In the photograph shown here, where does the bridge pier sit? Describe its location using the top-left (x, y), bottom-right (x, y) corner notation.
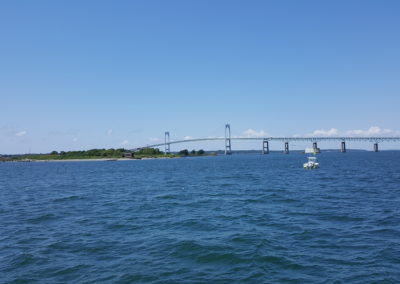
top-left (164, 132), bottom-right (170, 154)
top-left (262, 139), bottom-right (269, 154)
top-left (284, 142), bottom-right (289, 154)
top-left (313, 142), bottom-right (318, 150)
top-left (341, 141), bottom-right (346, 153)
top-left (225, 124), bottom-right (232, 155)
top-left (374, 143), bottom-right (378, 152)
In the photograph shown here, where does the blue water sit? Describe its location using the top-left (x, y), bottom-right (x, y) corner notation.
top-left (1, 152), bottom-right (400, 283)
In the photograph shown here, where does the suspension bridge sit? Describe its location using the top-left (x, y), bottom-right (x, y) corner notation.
top-left (132, 124), bottom-right (400, 154)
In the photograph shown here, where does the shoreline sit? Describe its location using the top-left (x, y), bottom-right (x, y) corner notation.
top-left (34, 158), bottom-right (137, 162)
top-left (2, 157), bottom-right (178, 163)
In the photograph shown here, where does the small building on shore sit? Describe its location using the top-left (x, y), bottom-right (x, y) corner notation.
top-left (122, 152), bottom-right (134, 158)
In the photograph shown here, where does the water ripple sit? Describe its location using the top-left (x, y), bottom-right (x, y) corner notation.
top-left (1, 152), bottom-right (400, 283)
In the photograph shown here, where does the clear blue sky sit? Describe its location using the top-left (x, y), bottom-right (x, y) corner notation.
top-left (1, 0), bottom-right (399, 153)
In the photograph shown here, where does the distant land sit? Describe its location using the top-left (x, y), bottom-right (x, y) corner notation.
top-left (0, 148), bottom-right (210, 162)
top-left (0, 148), bottom-right (385, 162)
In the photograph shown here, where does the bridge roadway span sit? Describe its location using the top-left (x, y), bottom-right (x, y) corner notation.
top-left (134, 136), bottom-right (400, 152)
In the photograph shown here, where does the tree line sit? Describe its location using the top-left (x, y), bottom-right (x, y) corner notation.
top-left (3, 147), bottom-right (208, 161)
top-left (178, 149), bottom-right (205, 156)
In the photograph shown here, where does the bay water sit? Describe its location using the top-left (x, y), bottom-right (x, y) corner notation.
top-left (1, 152), bottom-right (400, 283)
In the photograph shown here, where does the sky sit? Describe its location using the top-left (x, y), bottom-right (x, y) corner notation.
top-left (1, 0), bottom-right (400, 153)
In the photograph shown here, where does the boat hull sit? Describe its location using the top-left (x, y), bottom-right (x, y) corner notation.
top-left (303, 162), bottom-right (319, 169)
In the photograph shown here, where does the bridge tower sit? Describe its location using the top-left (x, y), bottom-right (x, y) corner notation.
top-left (225, 124), bottom-right (232, 155)
top-left (164, 131), bottom-right (170, 154)
top-left (374, 143), bottom-right (379, 152)
top-left (262, 139), bottom-right (269, 154)
top-left (313, 142), bottom-right (318, 150)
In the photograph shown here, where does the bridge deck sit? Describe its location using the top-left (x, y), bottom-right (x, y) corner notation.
top-left (133, 137), bottom-right (400, 151)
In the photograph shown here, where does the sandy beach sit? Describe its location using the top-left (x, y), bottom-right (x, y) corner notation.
top-left (32, 158), bottom-right (139, 162)
top-left (31, 157), bottom-right (177, 162)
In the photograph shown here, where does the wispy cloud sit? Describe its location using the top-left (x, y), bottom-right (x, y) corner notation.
top-left (241, 129), bottom-right (268, 138)
top-left (72, 137), bottom-right (78, 142)
top-left (16, 130), bottom-right (27, 137)
top-left (107, 129), bottom-right (113, 136)
top-left (149, 137), bottom-right (160, 142)
top-left (121, 140), bottom-right (129, 145)
top-left (345, 126), bottom-right (398, 136)
top-left (306, 128), bottom-right (339, 137)
top-left (302, 126), bottom-right (399, 137)
top-left (184, 136), bottom-right (193, 140)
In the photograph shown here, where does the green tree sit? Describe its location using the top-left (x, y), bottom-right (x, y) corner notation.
top-left (179, 149), bottom-right (189, 156)
top-left (198, 149), bottom-right (205, 155)
top-left (138, 148), bottom-right (162, 155)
